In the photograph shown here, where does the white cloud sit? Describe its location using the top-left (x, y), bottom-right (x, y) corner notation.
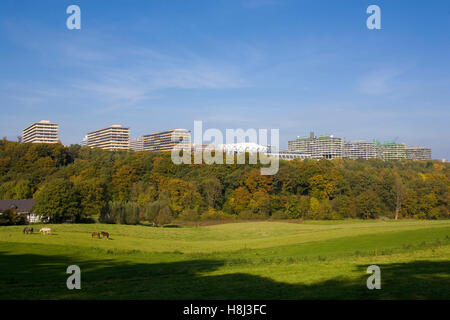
top-left (1, 24), bottom-right (248, 112)
top-left (357, 68), bottom-right (408, 96)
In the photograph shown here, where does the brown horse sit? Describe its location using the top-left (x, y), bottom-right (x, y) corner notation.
top-left (100, 231), bottom-right (109, 239)
top-left (92, 232), bottom-right (100, 238)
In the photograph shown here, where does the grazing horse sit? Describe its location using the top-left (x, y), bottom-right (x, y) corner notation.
top-left (100, 231), bottom-right (109, 239)
top-left (39, 227), bottom-right (51, 235)
top-left (91, 232), bottom-right (100, 238)
top-left (23, 227), bottom-right (33, 234)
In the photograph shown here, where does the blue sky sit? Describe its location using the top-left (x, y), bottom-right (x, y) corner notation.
top-left (0, 0), bottom-right (449, 159)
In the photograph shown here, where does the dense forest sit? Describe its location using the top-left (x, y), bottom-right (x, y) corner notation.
top-left (0, 139), bottom-right (448, 224)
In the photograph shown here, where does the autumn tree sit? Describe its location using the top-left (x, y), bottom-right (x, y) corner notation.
top-left (200, 177), bottom-right (223, 208)
top-left (393, 175), bottom-right (407, 220)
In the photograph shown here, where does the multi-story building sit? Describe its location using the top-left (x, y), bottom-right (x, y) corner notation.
top-left (376, 142), bottom-right (406, 160)
top-left (406, 146), bottom-right (432, 160)
top-left (310, 134), bottom-right (342, 159)
top-left (343, 140), bottom-right (377, 160)
top-left (288, 132), bottom-right (342, 159)
top-left (86, 125), bottom-right (130, 151)
top-left (288, 132), bottom-right (315, 154)
top-left (130, 136), bottom-right (144, 152)
top-left (22, 120), bottom-right (59, 144)
top-left (143, 129), bottom-right (191, 152)
top-left (289, 133), bottom-right (431, 161)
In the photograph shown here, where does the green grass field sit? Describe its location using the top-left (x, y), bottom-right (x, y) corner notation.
top-left (0, 220), bottom-right (449, 299)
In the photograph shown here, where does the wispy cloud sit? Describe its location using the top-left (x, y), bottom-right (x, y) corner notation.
top-left (1, 24), bottom-right (248, 112)
top-left (357, 67), bottom-right (411, 96)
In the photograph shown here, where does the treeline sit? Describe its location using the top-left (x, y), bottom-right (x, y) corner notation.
top-left (0, 139), bottom-right (448, 224)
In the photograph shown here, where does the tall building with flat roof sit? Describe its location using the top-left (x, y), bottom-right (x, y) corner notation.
top-left (86, 125), bottom-right (130, 151)
top-left (343, 140), bottom-right (377, 159)
top-left (376, 142), bottom-right (406, 160)
top-left (22, 120), bottom-right (59, 144)
top-left (143, 129), bottom-right (191, 152)
top-left (311, 134), bottom-right (342, 159)
top-left (288, 132), bottom-right (342, 159)
top-left (288, 139), bottom-right (312, 154)
top-left (406, 146), bottom-right (432, 160)
top-left (288, 131), bottom-right (315, 154)
top-left (130, 136), bottom-right (144, 152)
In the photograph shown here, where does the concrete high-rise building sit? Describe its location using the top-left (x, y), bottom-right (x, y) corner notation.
top-left (406, 146), bottom-right (432, 160)
top-left (86, 125), bottom-right (130, 151)
top-left (311, 134), bottom-right (342, 159)
top-left (22, 120), bottom-right (59, 144)
top-left (130, 136), bottom-right (144, 152)
top-left (288, 132), bottom-right (342, 159)
top-left (343, 140), bottom-right (377, 160)
top-left (288, 133), bottom-right (431, 162)
top-left (143, 129), bottom-right (191, 152)
top-left (288, 131), bottom-right (315, 154)
top-left (376, 142), bottom-right (406, 160)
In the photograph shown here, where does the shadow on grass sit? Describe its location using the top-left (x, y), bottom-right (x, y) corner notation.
top-left (0, 250), bottom-right (448, 300)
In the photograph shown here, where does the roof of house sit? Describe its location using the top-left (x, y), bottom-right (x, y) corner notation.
top-left (0, 199), bottom-right (36, 213)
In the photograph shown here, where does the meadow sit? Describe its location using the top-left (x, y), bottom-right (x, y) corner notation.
top-left (0, 219), bottom-right (449, 299)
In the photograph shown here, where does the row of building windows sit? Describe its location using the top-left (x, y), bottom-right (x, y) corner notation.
top-left (288, 132), bottom-right (432, 161)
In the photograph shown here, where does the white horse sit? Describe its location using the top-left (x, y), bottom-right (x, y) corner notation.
top-left (39, 227), bottom-right (51, 235)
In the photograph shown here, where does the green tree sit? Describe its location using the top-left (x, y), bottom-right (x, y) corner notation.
top-left (14, 180), bottom-right (33, 199)
top-left (74, 178), bottom-right (108, 218)
top-left (0, 208), bottom-right (26, 225)
top-left (34, 178), bottom-right (82, 223)
top-left (355, 190), bottom-right (382, 219)
top-left (309, 197), bottom-right (321, 219)
top-left (155, 206), bottom-right (173, 226)
top-left (285, 195), bottom-right (301, 219)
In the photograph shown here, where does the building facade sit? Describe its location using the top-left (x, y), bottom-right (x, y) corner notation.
top-left (22, 120), bottom-right (59, 144)
top-left (343, 140), bottom-right (377, 160)
top-left (310, 134), bottom-right (342, 159)
top-left (143, 129), bottom-right (191, 152)
top-left (287, 132), bottom-right (315, 154)
top-left (288, 132), bottom-right (433, 161)
top-left (130, 136), bottom-right (144, 152)
top-left (376, 142), bottom-right (406, 160)
top-left (288, 132), bottom-right (342, 159)
top-left (86, 125), bottom-right (130, 151)
top-left (406, 146), bottom-right (432, 160)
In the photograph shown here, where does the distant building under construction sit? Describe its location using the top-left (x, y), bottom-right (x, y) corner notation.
top-left (406, 146), bottom-right (432, 160)
top-left (375, 141), bottom-right (406, 161)
top-left (288, 132), bottom-right (432, 161)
